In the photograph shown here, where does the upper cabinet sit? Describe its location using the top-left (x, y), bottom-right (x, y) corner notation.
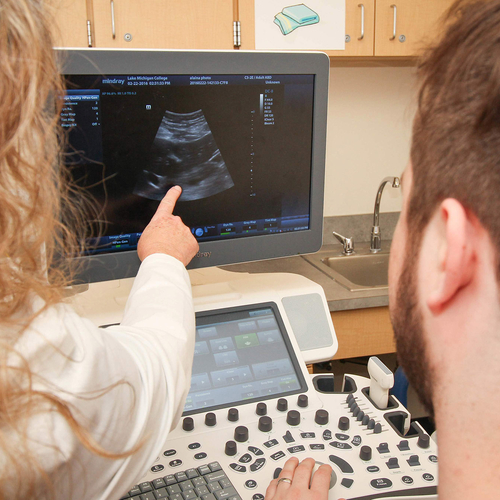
top-left (91, 0), bottom-right (234, 49)
top-left (51, 0), bottom-right (455, 58)
top-left (374, 0), bottom-right (453, 57)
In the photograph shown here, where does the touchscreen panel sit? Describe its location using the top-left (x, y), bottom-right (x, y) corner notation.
top-left (184, 303), bottom-right (307, 415)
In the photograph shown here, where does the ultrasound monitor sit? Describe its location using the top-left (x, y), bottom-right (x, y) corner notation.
top-left (58, 49), bottom-right (329, 283)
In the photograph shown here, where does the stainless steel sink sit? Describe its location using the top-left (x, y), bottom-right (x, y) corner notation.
top-left (304, 243), bottom-right (390, 292)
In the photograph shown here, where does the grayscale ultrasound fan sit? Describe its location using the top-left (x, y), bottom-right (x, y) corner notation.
top-left (133, 109), bottom-right (234, 201)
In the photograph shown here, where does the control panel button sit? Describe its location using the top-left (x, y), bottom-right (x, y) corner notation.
top-left (248, 446), bottom-right (264, 456)
top-left (322, 429), bottom-right (333, 441)
top-left (315, 409), bottom-right (329, 425)
top-left (188, 442), bottom-right (201, 450)
top-left (367, 419), bottom-right (375, 430)
top-left (251, 458), bottom-right (267, 472)
top-left (169, 459), bottom-right (183, 468)
top-left (271, 450), bottom-right (287, 461)
top-left (150, 464), bottom-right (165, 473)
top-left (377, 443), bottom-right (390, 454)
top-left (234, 426), bottom-right (249, 442)
top-left (309, 444), bottom-right (325, 451)
top-left (245, 480), bottom-right (258, 490)
top-left (335, 433), bottom-right (349, 441)
top-left (283, 430), bottom-right (295, 443)
top-left (287, 445), bottom-right (306, 454)
top-left (273, 468), bottom-right (282, 479)
top-left (277, 398), bottom-right (288, 412)
top-left (356, 410), bottom-right (365, 422)
top-left (264, 439), bottom-right (279, 448)
top-left (164, 449), bottom-right (177, 457)
top-left (341, 478), bottom-right (354, 489)
top-left (351, 435), bottom-right (362, 447)
top-left (252, 494), bottom-right (265, 500)
top-left (362, 414), bottom-right (370, 426)
top-left (229, 463), bottom-right (247, 473)
top-left (182, 417), bottom-right (194, 432)
top-left (205, 412), bottom-right (216, 427)
top-left (239, 453), bottom-right (252, 464)
top-left (227, 407), bottom-right (239, 422)
top-left (429, 455), bottom-right (438, 463)
top-left (374, 423), bottom-right (383, 434)
top-left (286, 410), bottom-right (301, 426)
top-left (407, 455), bottom-right (420, 467)
top-left (197, 465), bottom-right (211, 475)
top-left (153, 478), bottom-right (167, 489)
top-left (329, 455), bottom-right (354, 474)
top-left (370, 478), bottom-right (393, 490)
top-left (188, 466), bottom-right (201, 477)
top-left (297, 394), bottom-right (309, 408)
top-left (386, 457), bottom-right (400, 469)
top-left (339, 417), bottom-right (349, 431)
top-left (367, 465), bottom-right (380, 473)
top-left (301, 432), bottom-right (316, 439)
top-left (194, 453), bottom-right (208, 461)
top-left (397, 440), bottom-right (410, 451)
top-left (164, 475), bottom-right (177, 485)
top-left (402, 476), bottom-right (414, 485)
top-left (330, 441), bottom-right (352, 450)
top-left (423, 473), bottom-right (435, 482)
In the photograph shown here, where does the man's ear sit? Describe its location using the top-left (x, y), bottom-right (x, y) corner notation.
top-left (427, 198), bottom-right (475, 313)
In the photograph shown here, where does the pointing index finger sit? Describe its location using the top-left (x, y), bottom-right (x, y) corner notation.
top-left (157, 185), bottom-right (182, 215)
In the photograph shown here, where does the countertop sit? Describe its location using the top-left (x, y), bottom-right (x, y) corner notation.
top-left (220, 242), bottom-right (389, 312)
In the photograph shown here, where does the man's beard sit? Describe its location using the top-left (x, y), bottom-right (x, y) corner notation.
top-left (390, 251), bottom-right (435, 418)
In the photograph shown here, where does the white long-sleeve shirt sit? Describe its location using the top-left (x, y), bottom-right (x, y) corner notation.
top-left (8, 253), bottom-right (195, 499)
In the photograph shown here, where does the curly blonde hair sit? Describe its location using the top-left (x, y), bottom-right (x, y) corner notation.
top-left (0, 2), bottom-right (132, 498)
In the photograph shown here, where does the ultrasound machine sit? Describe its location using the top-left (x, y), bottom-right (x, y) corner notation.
top-left (62, 49), bottom-right (438, 500)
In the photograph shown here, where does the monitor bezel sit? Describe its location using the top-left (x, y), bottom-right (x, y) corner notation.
top-left (58, 48), bottom-right (329, 283)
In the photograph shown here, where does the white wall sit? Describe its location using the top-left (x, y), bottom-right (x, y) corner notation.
top-left (323, 66), bottom-right (418, 216)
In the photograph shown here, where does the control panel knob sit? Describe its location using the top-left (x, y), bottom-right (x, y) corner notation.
top-left (225, 440), bottom-right (237, 456)
top-left (287, 410), bottom-right (301, 426)
top-left (234, 425), bottom-right (249, 442)
top-left (338, 416), bottom-right (350, 431)
top-left (205, 412), bottom-right (217, 427)
top-left (277, 398), bottom-right (288, 412)
top-left (256, 402), bottom-right (267, 416)
top-left (297, 394), bottom-right (309, 408)
top-left (259, 416), bottom-right (273, 432)
top-left (367, 419), bottom-right (375, 430)
top-left (374, 423), bottom-right (382, 434)
top-left (348, 398), bottom-right (357, 409)
top-left (227, 408), bottom-right (239, 422)
top-left (182, 417), bottom-right (194, 432)
top-left (417, 434), bottom-right (430, 449)
top-left (353, 406), bottom-right (361, 418)
top-left (362, 414), bottom-right (370, 426)
top-left (356, 410), bottom-right (365, 422)
top-left (315, 409), bottom-right (329, 425)
top-left (359, 445), bottom-right (372, 461)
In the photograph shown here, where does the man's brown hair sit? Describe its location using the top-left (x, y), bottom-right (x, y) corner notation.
top-left (409, 0), bottom-right (500, 270)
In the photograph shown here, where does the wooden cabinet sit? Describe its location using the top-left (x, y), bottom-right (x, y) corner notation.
top-left (91, 0), bottom-right (234, 49)
top-left (331, 307), bottom-right (395, 360)
top-left (49, 0), bottom-right (90, 48)
top-left (374, 0), bottom-right (453, 57)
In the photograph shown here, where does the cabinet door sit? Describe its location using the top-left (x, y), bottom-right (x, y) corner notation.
top-left (326, 0), bottom-right (374, 57)
top-left (239, 0), bottom-right (373, 56)
top-left (375, 0), bottom-right (454, 57)
top-left (92, 0), bottom-right (234, 49)
top-left (49, 0), bottom-right (89, 48)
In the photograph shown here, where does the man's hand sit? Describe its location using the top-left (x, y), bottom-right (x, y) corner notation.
top-left (137, 186), bottom-right (199, 266)
top-left (265, 457), bottom-right (333, 500)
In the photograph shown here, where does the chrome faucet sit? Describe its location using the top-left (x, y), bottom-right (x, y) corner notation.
top-left (370, 176), bottom-right (400, 253)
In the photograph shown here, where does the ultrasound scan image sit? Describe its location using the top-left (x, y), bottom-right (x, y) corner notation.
top-left (133, 109), bottom-right (234, 202)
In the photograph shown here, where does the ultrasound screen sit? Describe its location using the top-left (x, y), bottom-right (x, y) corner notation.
top-left (62, 73), bottom-right (315, 255)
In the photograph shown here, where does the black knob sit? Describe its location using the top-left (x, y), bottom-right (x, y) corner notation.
top-left (182, 417), bottom-right (194, 432)
top-left (256, 402), bottom-right (267, 416)
top-left (277, 398), bottom-right (288, 412)
top-left (417, 434), bottom-right (430, 449)
top-left (227, 408), bottom-right (239, 422)
top-left (287, 410), bottom-right (301, 426)
top-left (367, 419), bottom-right (375, 430)
top-left (205, 412), bottom-right (216, 427)
top-left (338, 416), bottom-right (350, 431)
top-left (356, 410), bottom-right (365, 422)
top-left (353, 406), bottom-right (360, 417)
top-left (234, 425), bottom-right (249, 442)
top-left (360, 445), bottom-right (372, 461)
top-left (346, 394), bottom-right (354, 403)
top-left (362, 414), bottom-right (370, 426)
top-left (225, 440), bottom-right (237, 456)
top-left (259, 416), bottom-right (273, 432)
top-left (297, 394), bottom-right (308, 408)
top-left (374, 423), bottom-right (382, 434)
top-left (315, 409), bottom-right (329, 425)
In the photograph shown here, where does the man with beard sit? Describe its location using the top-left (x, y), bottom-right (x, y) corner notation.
top-left (265, 1), bottom-right (500, 499)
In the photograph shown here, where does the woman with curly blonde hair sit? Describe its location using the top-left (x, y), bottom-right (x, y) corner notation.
top-left (0, 1), bottom-right (199, 499)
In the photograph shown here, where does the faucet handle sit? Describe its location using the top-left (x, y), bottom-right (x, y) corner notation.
top-left (332, 231), bottom-right (355, 255)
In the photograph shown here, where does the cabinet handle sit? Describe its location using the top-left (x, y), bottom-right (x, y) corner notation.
top-left (390, 4), bottom-right (397, 40)
top-left (110, 0), bottom-right (116, 39)
top-left (358, 4), bottom-right (364, 40)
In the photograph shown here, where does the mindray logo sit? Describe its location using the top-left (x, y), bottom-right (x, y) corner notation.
top-left (196, 251), bottom-right (212, 258)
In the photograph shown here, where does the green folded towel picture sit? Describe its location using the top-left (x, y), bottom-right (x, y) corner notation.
top-left (274, 4), bottom-right (320, 35)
